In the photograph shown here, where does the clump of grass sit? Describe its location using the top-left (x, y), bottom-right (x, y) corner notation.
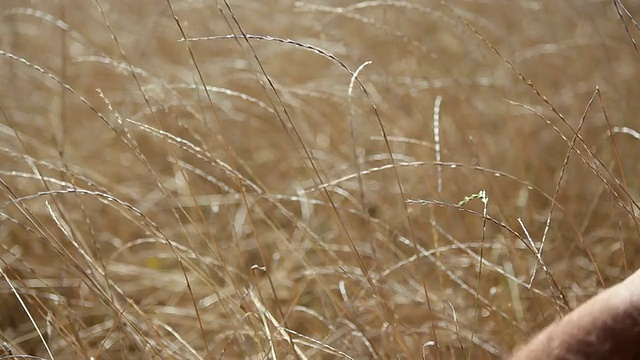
top-left (1, 1), bottom-right (640, 359)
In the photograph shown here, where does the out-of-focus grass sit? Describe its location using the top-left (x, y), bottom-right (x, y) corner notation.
top-left (1, 1), bottom-right (639, 358)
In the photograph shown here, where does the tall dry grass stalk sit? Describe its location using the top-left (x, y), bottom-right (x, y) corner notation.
top-left (1, 1), bottom-right (640, 359)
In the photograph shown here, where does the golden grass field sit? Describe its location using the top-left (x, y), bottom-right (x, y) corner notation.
top-left (1, 0), bottom-right (640, 358)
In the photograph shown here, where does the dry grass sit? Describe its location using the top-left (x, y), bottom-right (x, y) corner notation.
top-left (1, 0), bottom-right (640, 359)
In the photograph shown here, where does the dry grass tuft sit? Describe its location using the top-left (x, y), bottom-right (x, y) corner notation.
top-left (1, 1), bottom-right (640, 359)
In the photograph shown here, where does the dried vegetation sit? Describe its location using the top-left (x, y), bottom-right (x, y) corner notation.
top-left (1, 1), bottom-right (640, 359)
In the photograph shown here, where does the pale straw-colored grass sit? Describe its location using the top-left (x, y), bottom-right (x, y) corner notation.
top-left (1, 1), bottom-right (639, 358)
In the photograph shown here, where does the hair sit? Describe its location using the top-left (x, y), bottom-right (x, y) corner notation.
top-left (511, 270), bottom-right (640, 360)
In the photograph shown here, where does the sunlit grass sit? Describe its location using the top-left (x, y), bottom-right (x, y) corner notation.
top-left (1, 1), bottom-right (640, 358)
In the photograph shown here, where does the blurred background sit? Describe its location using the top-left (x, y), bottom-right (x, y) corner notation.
top-left (1, 1), bottom-right (640, 358)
